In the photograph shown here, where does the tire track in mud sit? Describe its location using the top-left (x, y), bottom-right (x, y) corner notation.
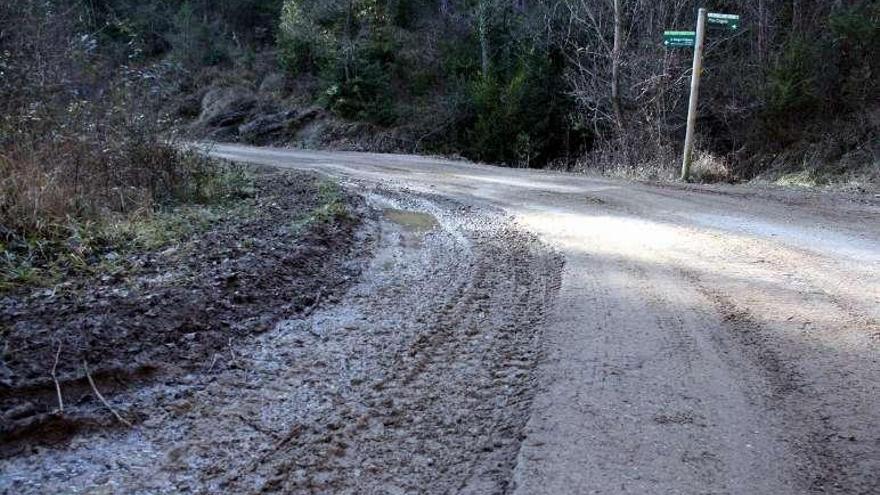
top-left (224, 188), bottom-right (563, 494)
top-left (0, 173), bottom-right (364, 459)
top-left (0, 184), bottom-right (562, 495)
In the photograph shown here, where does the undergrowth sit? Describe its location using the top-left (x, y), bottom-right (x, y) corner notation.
top-left (0, 151), bottom-right (255, 291)
top-left (314, 181), bottom-right (350, 222)
top-left (287, 180), bottom-right (351, 234)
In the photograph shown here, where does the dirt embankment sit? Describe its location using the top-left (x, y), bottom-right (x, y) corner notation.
top-left (189, 85), bottom-right (417, 154)
top-left (0, 171), bottom-right (367, 456)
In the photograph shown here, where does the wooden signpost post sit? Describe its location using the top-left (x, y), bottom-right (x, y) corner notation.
top-left (666, 9), bottom-right (740, 181)
top-left (680, 8), bottom-right (708, 181)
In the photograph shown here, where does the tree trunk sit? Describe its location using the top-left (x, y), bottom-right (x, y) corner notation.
top-left (344, 0), bottom-right (354, 82)
top-left (611, 0), bottom-right (623, 129)
top-left (478, 0), bottom-right (491, 77)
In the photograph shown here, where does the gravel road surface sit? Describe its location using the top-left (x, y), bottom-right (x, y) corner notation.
top-left (209, 144), bottom-right (880, 494)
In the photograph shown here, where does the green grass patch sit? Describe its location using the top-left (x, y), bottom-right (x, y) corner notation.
top-left (314, 181), bottom-right (350, 222)
top-left (285, 180), bottom-right (350, 235)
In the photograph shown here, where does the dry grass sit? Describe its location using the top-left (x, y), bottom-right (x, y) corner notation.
top-left (0, 1), bottom-right (258, 290)
top-left (0, 109), bottom-right (251, 290)
top-left (4, 132), bottom-right (202, 237)
top-left (690, 151), bottom-right (734, 183)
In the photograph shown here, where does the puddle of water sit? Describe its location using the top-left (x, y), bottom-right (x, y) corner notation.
top-left (383, 208), bottom-right (438, 233)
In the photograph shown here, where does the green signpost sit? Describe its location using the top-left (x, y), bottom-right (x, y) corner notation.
top-left (664, 10), bottom-right (742, 181)
top-left (707, 13), bottom-right (740, 30)
top-left (663, 31), bottom-right (696, 48)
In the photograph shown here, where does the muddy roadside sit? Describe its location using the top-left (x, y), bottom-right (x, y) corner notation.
top-left (0, 170), bottom-right (370, 456)
top-left (1, 168), bottom-right (564, 494)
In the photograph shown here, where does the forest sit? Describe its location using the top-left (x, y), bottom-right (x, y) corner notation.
top-left (1, 0), bottom-right (878, 260)
top-left (4, 4), bottom-right (880, 494)
top-left (4, 1), bottom-right (878, 168)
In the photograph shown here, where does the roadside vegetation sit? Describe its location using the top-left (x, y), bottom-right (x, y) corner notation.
top-left (0, 2), bottom-right (255, 290)
top-left (0, 114), bottom-right (254, 290)
top-left (0, 101), bottom-right (254, 289)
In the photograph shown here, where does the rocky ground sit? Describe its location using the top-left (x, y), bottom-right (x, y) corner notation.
top-left (188, 84), bottom-right (417, 154)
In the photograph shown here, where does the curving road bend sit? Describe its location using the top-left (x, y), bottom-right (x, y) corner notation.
top-left (210, 144), bottom-right (880, 494)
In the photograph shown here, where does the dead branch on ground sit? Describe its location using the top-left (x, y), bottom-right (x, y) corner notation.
top-left (51, 342), bottom-right (64, 413)
top-left (83, 360), bottom-right (132, 427)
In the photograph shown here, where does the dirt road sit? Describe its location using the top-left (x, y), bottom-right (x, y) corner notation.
top-left (4, 145), bottom-right (878, 494)
top-left (208, 144), bottom-right (880, 494)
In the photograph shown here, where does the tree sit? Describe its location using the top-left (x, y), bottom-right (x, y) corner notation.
top-left (611, 0), bottom-right (623, 129)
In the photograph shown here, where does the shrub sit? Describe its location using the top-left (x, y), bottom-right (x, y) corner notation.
top-left (0, 102), bottom-right (251, 290)
top-left (316, 32), bottom-right (398, 125)
top-left (0, 115), bottom-right (243, 242)
top-left (828, 4), bottom-right (880, 105)
top-left (766, 38), bottom-right (821, 115)
top-left (280, 0), bottom-right (399, 125)
top-left (466, 49), bottom-right (572, 166)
